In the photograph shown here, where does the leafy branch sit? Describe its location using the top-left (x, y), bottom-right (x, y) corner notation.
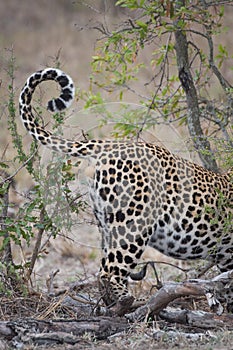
top-left (86, 0), bottom-right (232, 170)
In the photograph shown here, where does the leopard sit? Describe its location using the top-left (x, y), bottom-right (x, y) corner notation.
top-left (19, 68), bottom-right (233, 309)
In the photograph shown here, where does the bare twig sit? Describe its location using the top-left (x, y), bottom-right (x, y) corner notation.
top-left (46, 269), bottom-right (60, 296)
top-left (0, 148), bottom-right (38, 187)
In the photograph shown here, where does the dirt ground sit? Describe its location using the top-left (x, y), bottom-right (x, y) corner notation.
top-left (0, 1), bottom-right (233, 349)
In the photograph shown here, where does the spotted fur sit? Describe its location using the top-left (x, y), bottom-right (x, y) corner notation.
top-left (19, 69), bottom-right (233, 308)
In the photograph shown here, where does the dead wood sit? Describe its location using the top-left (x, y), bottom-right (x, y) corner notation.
top-left (0, 317), bottom-right (130, 345)
top-left (1, 270), bottom-right (233, 346)
top-left (126, 270), bottom-right (233, 321)
top-left (152, 328), bottom-right (217, 342)
top-left (159, 308), bottom-right (233, 330)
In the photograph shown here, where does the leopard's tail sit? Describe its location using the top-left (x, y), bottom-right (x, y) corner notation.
top-left (19, 68), bottom-right (102, 157)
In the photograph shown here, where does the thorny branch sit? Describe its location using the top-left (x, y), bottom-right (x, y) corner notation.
top-left (25, 206), bottom-right (46, 282)
top-left (0, 174), bottom-right (13, 266)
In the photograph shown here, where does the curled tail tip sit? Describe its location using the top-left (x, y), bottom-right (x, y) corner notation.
top-left (20, 67), bottom-right (75, 107)
top-left (47, 92), bottom-right (75, 113)
top-left (46, 68), bottom-right (75, 112)
top-left (19, 67), bottom-right (75, 133)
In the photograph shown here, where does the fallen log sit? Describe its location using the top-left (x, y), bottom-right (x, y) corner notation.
top-left (0, 317), bottom-right (130, 345)
top-left (159, 308), bottom-right (233, 330)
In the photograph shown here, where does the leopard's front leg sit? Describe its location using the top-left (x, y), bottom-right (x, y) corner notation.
top-left (98, 251), bottom-right (137, 306)
top-left (98, 230), bottom-right (148, 306)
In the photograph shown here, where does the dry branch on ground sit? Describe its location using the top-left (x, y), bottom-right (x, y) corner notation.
top-left (1, 270), bottom-right (233, 347)
top-left (126, 270), bottom-right (233, 321)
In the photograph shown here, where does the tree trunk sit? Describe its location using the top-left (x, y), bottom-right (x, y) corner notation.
top-left (173, 0), bottom-right (218, 172)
